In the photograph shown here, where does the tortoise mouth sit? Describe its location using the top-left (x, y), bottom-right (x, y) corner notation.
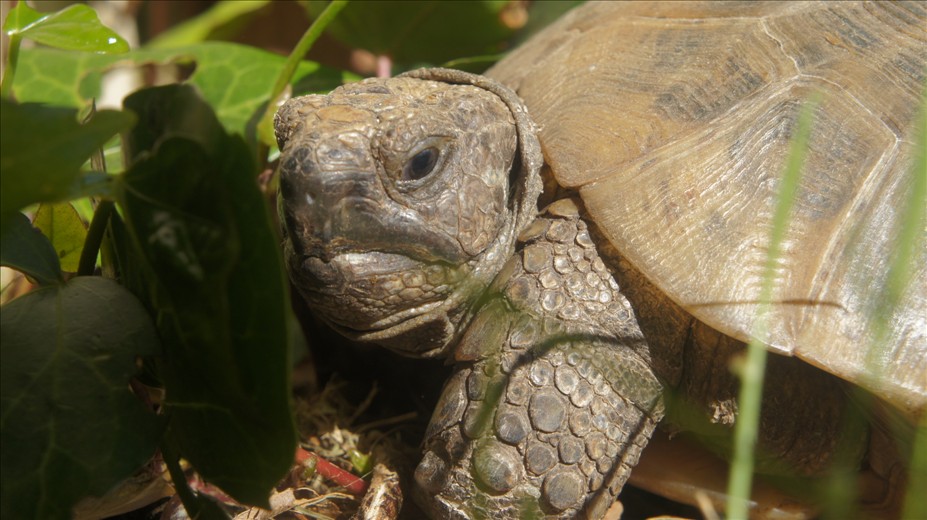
top-left (328, 298), bottom-right (446, 334)
top-left (293, 232), bottom-right (463, 266)
top-left (306, 251), bottom-right (427, 282)
top-left (287, 250), bottom-right (461, 334)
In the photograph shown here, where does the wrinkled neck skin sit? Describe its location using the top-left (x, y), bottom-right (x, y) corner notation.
top-left (274, 70), bottom-right (542, 359)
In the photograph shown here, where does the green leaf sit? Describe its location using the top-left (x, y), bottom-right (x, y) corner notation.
top-left (118, 85), bottom-right (295, 506)
top-left (13, 43), bottom-right (352, 142)
top-left (33, 203), bottom-right (88, 273)
top-left (0, 212), bottom-right (61, 285)
top-left (2, 3), bottom-right (128, 53)
top-left (304, 0), bottom-right (514, 67)
top-left (1, 2), bottom-right (42, 32)
top-left (128, 44), bottom-right (334, 145)
top-left (349, 449), bottom-right (373, 475)
top-left (0, 276), bottom-right (161, 520)
top-left (0, 99), bottom-right (135, 220)
top-left (7, 50), bottom-right (111, 107)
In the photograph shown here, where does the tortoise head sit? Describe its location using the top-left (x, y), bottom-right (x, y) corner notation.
top-left (275, 69), bottom-right (542, 357)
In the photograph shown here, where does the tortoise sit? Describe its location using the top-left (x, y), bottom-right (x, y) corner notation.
top-left (273, 1), bottom-right (926, 518)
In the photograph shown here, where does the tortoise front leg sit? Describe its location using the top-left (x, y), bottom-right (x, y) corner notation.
top-left (413, 203), bottom-right (666, 518)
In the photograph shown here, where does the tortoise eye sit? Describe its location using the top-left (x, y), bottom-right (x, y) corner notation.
top-left (402, 147), bottom-right (439, 181)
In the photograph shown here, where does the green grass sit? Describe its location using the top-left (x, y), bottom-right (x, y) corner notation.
top-left (726, 94), bottom-right (819, 519)
top-left (727, 88), bottom-right (927, 518)
top-left (898, 88), bottom-right (927, 520)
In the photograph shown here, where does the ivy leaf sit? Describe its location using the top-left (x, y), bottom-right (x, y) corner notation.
top-left (13, 43), bottom-right (351, 144)
top-left (0, 99), bottom-right (135, 229)
top-left (0, 276), bottom-right (162, 520)
top-left (33, 203), bottom-right (88, 273)
top-left (1, 1), bottom-right (42, 31)
top-left (118, 85), bottom-right (295, 506)
top-left (0, 212), bottom-right (61, 285)
top-left (2, 3), bottom-right (128, 53)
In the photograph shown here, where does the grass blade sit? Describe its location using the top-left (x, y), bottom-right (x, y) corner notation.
top-left (726, 95), bottom-right (819, 518)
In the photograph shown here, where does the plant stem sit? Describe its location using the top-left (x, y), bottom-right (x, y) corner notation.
top-left (1, 34), bottom-right (22, 99)
top-left (268, 0), bottom-right (347, 115)
top-left (255, 0), bottom-right (348, 162)
top-left (161, 438), bottom-right (226, 520)
top-left (296, 448), bottom-right (368, 495)
top-left (78, 200), bottom-right (114, 276)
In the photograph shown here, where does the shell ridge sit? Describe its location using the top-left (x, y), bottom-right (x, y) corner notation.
top-left (759, 18), bottom-right (802, 77)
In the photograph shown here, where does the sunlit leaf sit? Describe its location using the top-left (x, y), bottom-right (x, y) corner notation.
top-left (33, 203), bottom-right (88, 273)
top-left (13, 44), bottom-right (352, 142)
top-left (3, 3), bottom-right (128, 53)
top-left (0, 99), bottom-right (135, 224)
top-left (1, 2), bottom-right (42, 33)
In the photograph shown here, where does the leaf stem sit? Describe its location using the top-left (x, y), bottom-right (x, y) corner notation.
top-left (78, 200), bottom-right (114, 276)
top-left (269, 0), bottom-right (347, 115)
top-left (161, 438), bottom-right (218, 520)
top-left (1, 34), bottom-right (22, 99)
top-left (255, 0), bottom-right (347, 161)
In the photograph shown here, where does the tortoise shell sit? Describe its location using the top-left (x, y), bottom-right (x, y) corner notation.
top-left (486, 1), bottom-right (927, 418)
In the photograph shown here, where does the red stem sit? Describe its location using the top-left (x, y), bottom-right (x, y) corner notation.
top-left (296, 448), bottom-right (368, 495)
